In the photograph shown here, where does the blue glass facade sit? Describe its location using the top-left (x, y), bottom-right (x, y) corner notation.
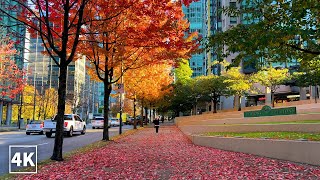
top-left (183, 1), bottom-right (207, 77)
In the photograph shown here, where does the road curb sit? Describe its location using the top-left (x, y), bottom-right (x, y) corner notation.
top-left (0, 127), bottom-right (26, 132)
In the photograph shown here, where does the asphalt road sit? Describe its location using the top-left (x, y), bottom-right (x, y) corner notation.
top-left (0, 125), bottom-right (132, 175)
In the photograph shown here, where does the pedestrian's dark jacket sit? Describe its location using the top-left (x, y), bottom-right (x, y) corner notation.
top-left (153, 119), bottom-right (160, 126)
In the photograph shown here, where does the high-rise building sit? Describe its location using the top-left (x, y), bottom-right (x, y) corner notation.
top-left (182, 1), bottom-right (207, 77)
top-left (24, 31), bottom-right (87, 116)
top-left (0, 1), bottom-right (26, 124)
top-left (205, 0), bottom-right (222, 75)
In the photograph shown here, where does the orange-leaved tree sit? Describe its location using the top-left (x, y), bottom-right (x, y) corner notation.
top-left (124, 63), bottom-right (173, 129)
top-left (82, 0), bottom-right (198, 140)
top-left (0, 0), bottom-right (100, 161)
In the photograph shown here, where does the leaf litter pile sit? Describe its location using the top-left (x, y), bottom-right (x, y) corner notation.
top-left (17, 127), bottom-right (320, 179)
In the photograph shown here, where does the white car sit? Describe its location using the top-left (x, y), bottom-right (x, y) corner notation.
top-left (26, 120), bottom-right (44, 135)
top-left (43, 114), bottom-right (86, 137)
top-left (110, 118), bottom-right (120, 126)
top-left (91, 116), bottom-right (111, 129)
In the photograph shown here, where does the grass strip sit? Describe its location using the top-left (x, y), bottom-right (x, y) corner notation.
top-left (200, 120), bottom-right (320, 126)
top-left (205, 131), bottom-right (320, 141)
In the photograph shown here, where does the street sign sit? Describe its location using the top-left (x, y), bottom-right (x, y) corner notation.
top-left (244, 105), bottom-right (297, 118)
top-left (116, 83), bottom-right (124, 93)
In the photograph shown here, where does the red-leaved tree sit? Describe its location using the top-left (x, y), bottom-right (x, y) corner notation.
top-left (83, 0), bottom-right (199, 140)
top-left (0, 34), bottom-right (25, 100)
top-left (0, 0), bottom-right (96, 161)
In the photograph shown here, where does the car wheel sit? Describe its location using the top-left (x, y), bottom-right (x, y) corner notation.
top-left (68, 126), bottom-right (73, 137)
top-left (45, 132), bottom-right (52, 138)
top-left (81, 126), bottom-right (86, 135)
top-left (92, 126), bottom-right (95, 129)
top-left (26, 132), bottom-right (30, 135)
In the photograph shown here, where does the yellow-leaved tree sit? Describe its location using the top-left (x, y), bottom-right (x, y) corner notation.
top-left (253, 67), bottom-right (290, 107)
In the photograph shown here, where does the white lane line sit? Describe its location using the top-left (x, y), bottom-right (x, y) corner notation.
top-left (7, 143), bottom-right (48, 149)
top-left (37, 143), bottom-right (49, 146)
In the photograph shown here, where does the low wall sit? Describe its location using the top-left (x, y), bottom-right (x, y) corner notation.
top-left (180, 124), bottom-right (320, 137)
top-left (177, 113), bottom-right (320, 127)
top-left (192, 135), bottom-right (320, 166)
top-left (176, 102), bottom-right (320, 126)
top-left (274, 99), bottom-right (313, 107)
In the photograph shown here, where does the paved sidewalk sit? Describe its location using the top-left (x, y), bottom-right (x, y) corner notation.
top-left (16, 126), bottom-right (320, 179)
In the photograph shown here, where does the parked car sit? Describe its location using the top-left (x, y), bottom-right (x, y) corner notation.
top-left (43, 114), bottom-right (86, 138)
top-left (127, 118), bottom-right (140, 125)
top-left (26, 120), bottom-right (44, 135)
top-left (91, 116), bottom-right (111, 129)
top-left (110, 118), bottom-right (120, 126)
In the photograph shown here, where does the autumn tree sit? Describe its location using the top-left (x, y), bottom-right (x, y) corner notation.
top-left (83, 0), bottom-right (198, 140)
top-left (11, 85), bottom-right (36, 121)
top-left (0, 31), bottom-right (25, 100)
top-left (174, 59), bottom-right (193, 85)
top-left (253, 67), bottom-right (290, 107)
top-left (123, 62), bottom-right (173, 128)
top-left (195, 75), bottom-right (230, 113)
top-left (40, 88), bottom-right (58, 119)
top-left (223, 67), bottom-right (253, 111)
top-left (0, 0), bottom-right (99, 161)
top-left (165, 60), bottom-right (195, 116)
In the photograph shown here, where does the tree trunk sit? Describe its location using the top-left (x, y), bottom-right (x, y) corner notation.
top-left (102, 82), bottom-right (112, 141)
top-left (133, 96), bottom-right (137, 129)
top-left (213, 98), bottom-right (217, 113)
top-left (315, 85), bottom-right (318, 104)
top-left (144, 107), bottom-right (148, 125)
top-left (51, 65), bottom-right (67, 161)
top-left (149, 103), bottom-right (152, 122)
top-left (140, 102), bottom-right (144, 127)
top-left (238, 95), bottom-right (242, 111)
top-left (271, 91), bottom-right (275, 107)
top-left (43, 95), bottom-right (49, 119)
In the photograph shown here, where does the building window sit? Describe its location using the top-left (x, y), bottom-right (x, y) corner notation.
top-left (192, 62), bottom-right (195, 66)
top-left (230, 16), bottom-right (237, 24)
top-left (230, 2), bottom-right (237, 8)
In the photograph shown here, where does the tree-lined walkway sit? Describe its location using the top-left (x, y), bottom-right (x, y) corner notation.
top-left (17, 126), bottom-right (320, 179)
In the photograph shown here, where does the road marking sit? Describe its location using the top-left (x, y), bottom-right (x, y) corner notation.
top-left (37, 143), bottom-right (48, 146)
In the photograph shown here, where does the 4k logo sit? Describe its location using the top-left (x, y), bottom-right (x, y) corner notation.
top-left (9, 145), bottom-right (37, 174)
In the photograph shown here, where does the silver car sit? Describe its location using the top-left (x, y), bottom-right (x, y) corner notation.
top-left (91, 116), bottom-right (111, 129)
top-left (111, 118), bottom-right (120, 126)
top-left (26, 120), bottom-right (44, 135)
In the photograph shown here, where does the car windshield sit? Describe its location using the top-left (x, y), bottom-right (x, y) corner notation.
top-left (29, 121), bottom-right (43, 124)
top-left (111, 119), bottom-right (118, 121)
top-left (53, 115), bottom-right (72, 121)
top-left (94, 117), bottom-right (104, 120)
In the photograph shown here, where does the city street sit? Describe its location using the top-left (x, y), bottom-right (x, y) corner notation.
top-left (0, 125), bottom-right (132, 175)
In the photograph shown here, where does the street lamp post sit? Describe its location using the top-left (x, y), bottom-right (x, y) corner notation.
top-left (32, 73), bottom-right (37, 121)
top-left (195, 95), bottom-right (201, 115)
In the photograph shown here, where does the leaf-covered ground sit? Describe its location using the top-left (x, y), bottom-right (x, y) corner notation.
top-left (17, 126), bottom-right (320, 179)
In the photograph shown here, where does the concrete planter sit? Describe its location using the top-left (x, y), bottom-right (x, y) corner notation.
top-left (192, 135), bottom-right (320, 166)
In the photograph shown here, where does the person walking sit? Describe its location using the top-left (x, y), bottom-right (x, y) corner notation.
top-left (153, 118), bottom-right (160, 133)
